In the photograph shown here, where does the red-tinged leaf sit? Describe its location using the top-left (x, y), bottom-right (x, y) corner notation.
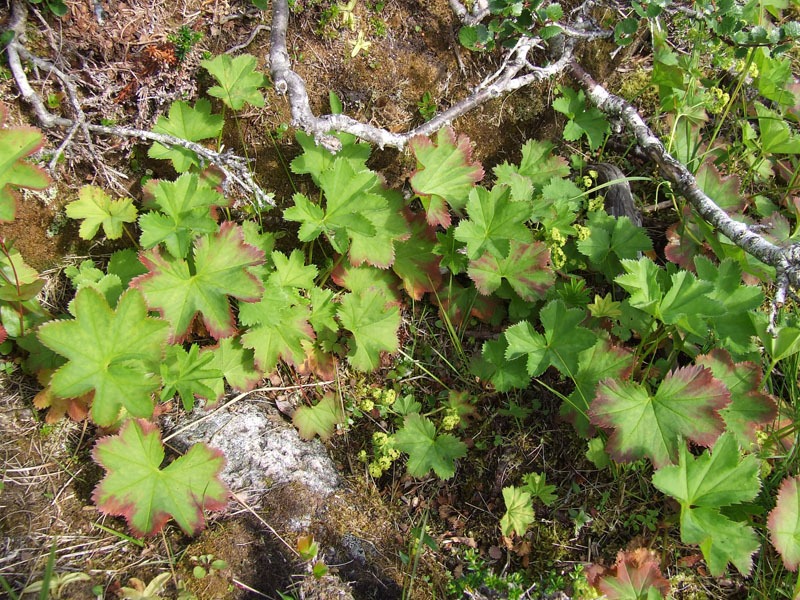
top-left (590, 365), bottom-right (730, 468)
top-left (409, 127), bottom-right (484, 228)
top-left (664, 210), bottom-right (711, 272)
top-left (33, 383), bottom-right (91, 423)
top-left (331, 261), bottom-right (403, 305)
top-left (133, 222), bottom-right (265, 342)
top-left (392, 211), bottom-right (442, 300)
top-left (37, 288), bottom-right (170, 427)
top-left (0, 323), bottom-right (6, 344)
top-left (695, 348), bottom-right (777, 446)
top-left (696, 162), bottom-right (745, 213)
top-left (586, 548), bottom-right (670, 600)
top-left (0, 102), bottom-right (52, 223)
top-left (468, 241), bottom-right (553, 301)
top-left (297, 340), bottom-right (336, 380)
top-left (92, 419), bottom-right (228, 537)
top-left (768, 476), bottom-right (800, 571)
top-left (431, 279), bottom-right (499, 328)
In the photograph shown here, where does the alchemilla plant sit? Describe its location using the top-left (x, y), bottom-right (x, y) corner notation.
top-left (3, 0), bottom-right (800, 597)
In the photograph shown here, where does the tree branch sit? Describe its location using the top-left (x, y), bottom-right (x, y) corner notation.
top-left (569, 60), bottom-right (800, 323)
top-left (5, 1), bottom-right (274, 208)
top-left (268, 0), bottom-right (573, 151)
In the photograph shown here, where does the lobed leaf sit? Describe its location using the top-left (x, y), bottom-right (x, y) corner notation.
top-left (468, 240), bottom-right (553, 301)
top-left (65, 185), bottom-right (137, 240)
top-left (201, 53), bottom-right (267, 110)
top-left (768, 476), bottom-right (800, 571)
top-left (338, 290), bottom-right (400, 371)
top-left (500, 486), bottom-right (535, 537)
top-left (586, 548), bottom-right (670, 600)
top-left (394, 413), bottom-right (467, 479)
top-left (591, 366), bottom-right (730, 468)
top-left (409, 127), bottom-right (484, 228)
top-left (293, 393), bottom-right (345, 441)
top-left (148, 99), bottom-right (223, 172)
top-left (505, 299), bottom-right (596, 377)
top-left (92, 419), bottom-right (228, 537)
top-left (37, 288), bottom-right (169, 426)
top-left (0, 102), bottom-right (51, 223)
top-left (133, 222), bottom-right (265, 342)
top-left (695, 348), bottom-right (777, 446)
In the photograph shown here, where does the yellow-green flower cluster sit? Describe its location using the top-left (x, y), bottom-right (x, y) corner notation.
top-left (441, 408), bottom-right (461, 431)
top-left (546, 228), bottom-right (567, 270)
top-left (575, 224), bottom-right (591, 241)
top-left (735, 59), bottom-right (759, 79)
top-left (705, 87), bottom-right (730, 114)
top-left (365, 431), bottom-right (401, 478)
top-left (372, 387), bottom-right (396, 406)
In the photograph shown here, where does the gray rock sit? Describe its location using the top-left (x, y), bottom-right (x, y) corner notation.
top-left (166, 402), bottom-right (341, 501)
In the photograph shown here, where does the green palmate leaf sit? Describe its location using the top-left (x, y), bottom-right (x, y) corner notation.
top-left (471, 337), bottom-right (530, 392)
top-left (290, 130), bottom-right (371, 186)
top-left (391, 211), bottom-right (441, 300)
top-left (284, 157), bottom-right (387, 256)
top-left (433, 227), bottom-right (469, 274)
top-left (348, 187), bottom-right (411, 269)
top-left (201, 53), bottom-right (267, 110)
top-left (331, 261), bottom-right (402, 304)
top-left (133, 222), bottom-right (265, 342)
top-left (591, 366), bottom-right (730, 468)
top-left (768, 476), bottom-right (800, 571)
top-left (293, 393), bottom-right (344, 441)
top-left (454, 185), bottom-right (532, 260)
top-left (577, 210), bottom-right (652, 277)
top-left (496, 139), bottom-right (570, 191)
top-left (500, 486), bottom-right (535, 537)
top-left (65, 185), bottom-right (137, 240)
top-left (139, 173), bottom-right (228, 258)
top-left (552, 86), bottom-right (610, 150)
top-left (754, 316), bottom-right (800, 363)
top-left (694, 256), bottom-right (763, 357)
top-left (563, 336), bottom-right (634, 438)
top-left (409, 127), bottom-right (484, 228)
top-left (468, 240), bottom-right (553, 301)
top-left (160, 343), bottom-right (223, 411)
top-left (148, 99), bottom-right (224, 172)
top-left (652, 433), bottom-right (761, 575)
top-left (523, 472), bottom-right (557, 506)
top-left (505, 299), bottom-right (596, 377)
top-left (695, 348), bottom-right (777, 447)
top-left (615, 257), bottom-right (664, 314)
top-left (755, 102), bottom-right (800, 154)
top-left (92, 419), bottom-right (228, 537)
top-left (394, 413), bottom-right (467, 479)
top-left (37, 288), bottom-right (170, 426)
top-left (338, 290), bottom-right (400, 371)
top-left (308, 286), bottom-right (338, 336)
top-left (239, 283), bottom-right (314, 373)
top-left (269, 249), bottom-right (318, 292)
top-left (64, 259), bottom-right (123, 309)
top-left (0, 102), bottom-right (51, 223)
top-left (240, 220), bottom-right (276, 281)
top-left (0, 247), bottom-right (45, 305)
top-left (202, 336), bottom-right (261, 399)
top-left (108, 248), bottom-right (148, 288)
top-left (586, 437), bottom-right (610, 469)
